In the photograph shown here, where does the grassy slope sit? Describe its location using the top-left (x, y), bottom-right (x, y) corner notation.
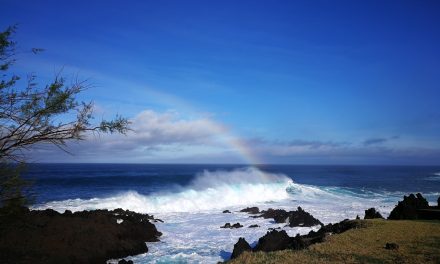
top-left (229, 220), bottom-right (440, 264)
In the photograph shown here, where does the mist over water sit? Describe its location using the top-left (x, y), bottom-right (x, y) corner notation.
top-left (35, 167), bottom-right (292, 213)
top-left (28, 164), bottom-right (440, 263)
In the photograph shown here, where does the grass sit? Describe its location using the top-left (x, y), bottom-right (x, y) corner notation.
top-left (229, 220), bottom-right (440, 264)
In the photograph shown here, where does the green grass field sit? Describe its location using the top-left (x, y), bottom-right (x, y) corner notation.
top-left (229, 220), bottom-right (440, 264)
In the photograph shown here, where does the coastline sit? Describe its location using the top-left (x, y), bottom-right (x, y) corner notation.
top-left (228, 219), bottom-right (440, 264)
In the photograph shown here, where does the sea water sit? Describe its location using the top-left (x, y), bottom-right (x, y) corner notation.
top-left (24, 164), bottom-right (440, 263)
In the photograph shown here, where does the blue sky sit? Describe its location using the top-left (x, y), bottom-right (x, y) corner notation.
top-left (2, 0), bottom-right (440, 164)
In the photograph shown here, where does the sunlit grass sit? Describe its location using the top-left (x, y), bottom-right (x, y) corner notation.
top-left (229, 220), bottom-right (440, 264)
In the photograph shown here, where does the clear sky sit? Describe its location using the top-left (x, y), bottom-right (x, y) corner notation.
top-left (1, 0), bottom-right (440, 164)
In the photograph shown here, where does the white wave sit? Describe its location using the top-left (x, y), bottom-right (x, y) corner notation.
top-left (36, 166), bottom-right (411, 263)
top-left (425, 172), bottom-right (440, 181)
top-left (35, 167), bottom-right (293, 213)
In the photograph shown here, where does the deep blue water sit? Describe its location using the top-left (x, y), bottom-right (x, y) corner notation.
top-left (23, 164), bottom-right (440, 204)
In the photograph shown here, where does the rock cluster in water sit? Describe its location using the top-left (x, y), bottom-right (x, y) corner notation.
top-left (241, 206), bottom-right (323, 227)
top-left (0, 207), bottom-right (162, 264)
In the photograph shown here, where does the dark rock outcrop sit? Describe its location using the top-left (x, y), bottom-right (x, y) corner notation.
top-left (222, 210), bottom-right (231, 213)
top-left (0, 207), bottom-right (161, 264)
top-left (248, 224), bottom-right (259, 228)
top-left (364, 208), bottom-right (384, 219)
top-left (259, 207), bottom-right (322, 227)
top-left (231, 218), bottom-right (364, 259)
top-left (240, 207), bottom-right (260, 214)
top-left (220, 222), bottom-right (243, 229)
top-left (388, 193), bottom-right (430, 220)
top-left (254, 230), bottom-right (293, 252)
top-left (230, 237), bottom-right (252, 259)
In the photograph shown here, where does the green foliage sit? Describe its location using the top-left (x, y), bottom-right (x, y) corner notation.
top-left (0, 26), bottom-right (130, 210)
top-left (0, 163), bottom-right (31, 210)
top-left (0, 26), bottom-right (130, 162)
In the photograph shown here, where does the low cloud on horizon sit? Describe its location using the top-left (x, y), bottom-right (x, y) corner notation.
top-left (25, 109), bottom-right (440, 165)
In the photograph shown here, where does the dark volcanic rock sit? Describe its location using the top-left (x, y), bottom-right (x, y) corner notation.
top-left (221, 222), bottom-right (243, 229)
top-left (230, 218), bottom-right (363, 259)
top-left (254, 230), bottom-right (293, 252)
top-left (388, 193), bottom-right (430, 220)
top-left (259, 208), bottom-right (290, 223)
top-left (0, 207), bottom-right (161, 264)
top-left (438, 196), bottom-right (440, 207)
top-left (221, 223), bottom-right (231, 228)
top-left (259, 207), bottom-right (322, 227)
top-left (240, 207), bottom-right (260, 214)
top-left (248, 224), bottom-right (259, 228)
top-left (222, 210), bottom-right (231, 213)
top-left (364, 208), bottom-right (384, 219)
top-left (288, 207), bottom-right (323, 227)
top-left (232, 223), bottom-right (243, 228)
top-left (385, 243), bottom-right (399, 250)
top-left (230, 237), bottom-right (252, 259)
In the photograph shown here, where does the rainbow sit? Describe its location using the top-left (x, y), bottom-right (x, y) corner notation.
top-left (204, 119), bottom-right (261, 165)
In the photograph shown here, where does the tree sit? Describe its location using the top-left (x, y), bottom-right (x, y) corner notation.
top-left (0, 26), bottom-right (130, 208)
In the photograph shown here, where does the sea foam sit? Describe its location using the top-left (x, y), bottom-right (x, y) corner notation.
top-left (35, 167), bottom-right (293, 213)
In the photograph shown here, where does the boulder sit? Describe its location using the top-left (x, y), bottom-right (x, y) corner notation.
top-left (240, 207), bottom-right (260, 214)
top-left (248, 224), bottom-right (259, 228)
top-left (0, 207), bottom-right (161, 264)
top-left (388, 193), bottom-right (429, 220)
top-left (230, 237), bottom-right (252, 259)
top-left (385, 242), bottom-right (399, 250)
top-left (222, 210), bottom-right (231, 213)
top-left (364, 208), bottom-right (384, 219)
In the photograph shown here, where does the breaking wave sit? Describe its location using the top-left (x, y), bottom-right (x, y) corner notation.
top-left (35, 167), bottom-right (295, 213)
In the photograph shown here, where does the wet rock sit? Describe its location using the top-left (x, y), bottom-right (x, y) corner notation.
top-left (0, 207), bottom-right (161, 264)
top-left (240, 207), bottom-right (260, 214)
top-left (231, 223), bottom-right (243, 228)
top-left (364, 208), bottom-right (384, 219)
top-left (221, 222), bottom-right (243, 229)
top-left (221, 223), bottom-right (231, 228)
top-left (248, 224), bottom-right (259, 228)
top-left (388, 193), bottom-right (430, 220)
top-left (222, 210), bottom-right (231, 213)
top-left (385, 242), bottom-right (399, 250)
top-left (230, 237), bottom-right (252, 259)
top-left (259, 207), bottom-right (322, 227)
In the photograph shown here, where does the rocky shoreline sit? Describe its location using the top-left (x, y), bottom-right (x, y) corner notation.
top-left (0, 193), bottom-right (438, 263)
top-left (0, 207), bottom-right (162, 264)
top-left (228, 192), bottom-right (440, 260)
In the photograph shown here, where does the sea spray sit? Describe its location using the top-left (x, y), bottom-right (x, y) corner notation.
top-left (34, 167), bottom-right (293, 213)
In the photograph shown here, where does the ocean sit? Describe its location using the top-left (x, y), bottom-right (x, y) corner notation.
top-left (24, 164), bottom-right (440, 263)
